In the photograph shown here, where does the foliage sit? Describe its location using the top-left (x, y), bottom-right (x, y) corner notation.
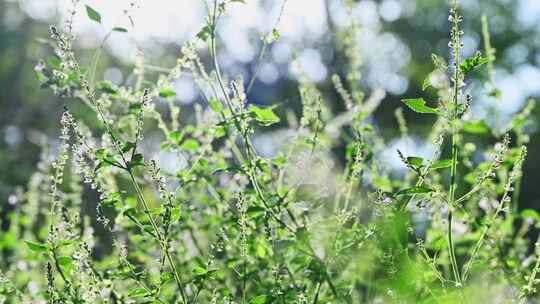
top-left (1, 0), bottom-right (539, 303)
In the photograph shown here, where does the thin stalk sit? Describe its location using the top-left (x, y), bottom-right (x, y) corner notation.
top-left (127, 171), bottom-right (188, 303)
top-left (462, 146), bottom-right (526, 281)
top-left (447, 1), bottom-right (463, 287)
top-left (246, 0), bottom-right (288, 95)
top-left (461, 185), bottom-right (511, 281)
top-left (312, 281), bottom-right (322, 304)
top-left (208, 0), bottom-right (295, 233)
top-left (51, 249), bottom-right (71, 290)
top-left (90, 89), bottom-right (188, 302)
top-left (481, 15), bottom-right (495, 86)
top-left (53, 30), bottom-right (189, 302)
top-left (246, 41), bottom-right (268, 94)
top-left (89, 31), bottom-right (112, 85)
top-left (519, 238), bottom-right (540, 304)
top-left (242, 257), bottom-right (247, 304)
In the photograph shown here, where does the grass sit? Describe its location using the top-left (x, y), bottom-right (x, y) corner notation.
top-left (1, 0), bottom-right (539, 303)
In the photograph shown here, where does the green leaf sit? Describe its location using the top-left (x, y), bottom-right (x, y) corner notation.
top-left (462, 120), bottom-right (490, 134)
top-left (401, 98), bottom-right (438, 114)
top-left (422, 71), bottom-right (435, 91)
top-left (431, 159), bottom-right (452, 170)
top-left (213, 126), bottom-right (226, 138)
top-left (128, 288), bottom-right (150, 298)
top-left (181, 139), bottom-right (199, 151)
top-left (208, 98), bottom-right (223, 113)
top-left (159, 88), bottom-right (176, 98)
top-left (511, 116), bottom-right (529, 129)
top-left (56, 239), bottom-right (74, 248)
top-left (196, 24), bottom-right (213, 41)
top-left (169, 130), bottom-right (184, 145)
top-left (170, 207), bottom-right (181, 223)
top-left (193, 266), bottom-right (207, 276)
top-left (125, 197), bottom-right (138, 208)
top-left (95, 148), bottom-right (119, 170)
top-left (295, 227), bottom-right (312, 252)
top-left (396, 186), bottom-right (434, 196)
top-left (101, 192), bottom-right (121, 205)
top-left (112, 27), bottom-right (128, 33)
top-left (161, 272), bottom-right (174, 284)
top-left (460, 51), bottom-right (489, 74)
top-left (129, 154), bottom-right (145, 169)
top-left (250, 105), bottom-right (280, 126)
top-left (25, 241), bottom-right (48, 253)
top-left (521, 209), bottom-right (540, 222)
top-left (122, 207), bottom-right (137, 217)
top-left (373, 176), bottom-right (392, 192)
top-left (407, 156), bottom-right (424, 168)
top-left (251, 295), bottom-right (273, 304)
top-left (85, 5), bottom-right (102, 24)
top-left (57, 256), bottom-right (73, 267)
top-left (121, 142), bottom-right (136, 153)
top-left (97, 81), bottom-right (117, 94)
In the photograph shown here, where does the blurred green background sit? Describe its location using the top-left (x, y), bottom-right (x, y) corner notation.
top-left (1, 0), bottom-right (539, 220)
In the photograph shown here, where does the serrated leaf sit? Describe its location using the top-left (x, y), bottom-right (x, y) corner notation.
top-left (250, 105), bottom-right (280, 126)
top-left (401, 98), bottom-right (438, 114)
top-left (396, 186), bottom-right (434, 196)
top-left (85, 5), bottom-right (102, 24)
top-left (460, 51), bottom-right (489, 74)
top-left (431, 159), bottom-right (452, 170)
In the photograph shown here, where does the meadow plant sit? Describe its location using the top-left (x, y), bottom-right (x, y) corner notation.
top-left (1, 0), bottom-right (539, 303)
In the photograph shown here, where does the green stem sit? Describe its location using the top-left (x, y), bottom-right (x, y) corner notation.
top-left (127, 171), bottom-right (188, 303)
top-left (58, 33), bottom-right (189, 301)
top-left (208, 1), bottom-right (295, 233)
top-left (447, 1), bottom-right (463, 287)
